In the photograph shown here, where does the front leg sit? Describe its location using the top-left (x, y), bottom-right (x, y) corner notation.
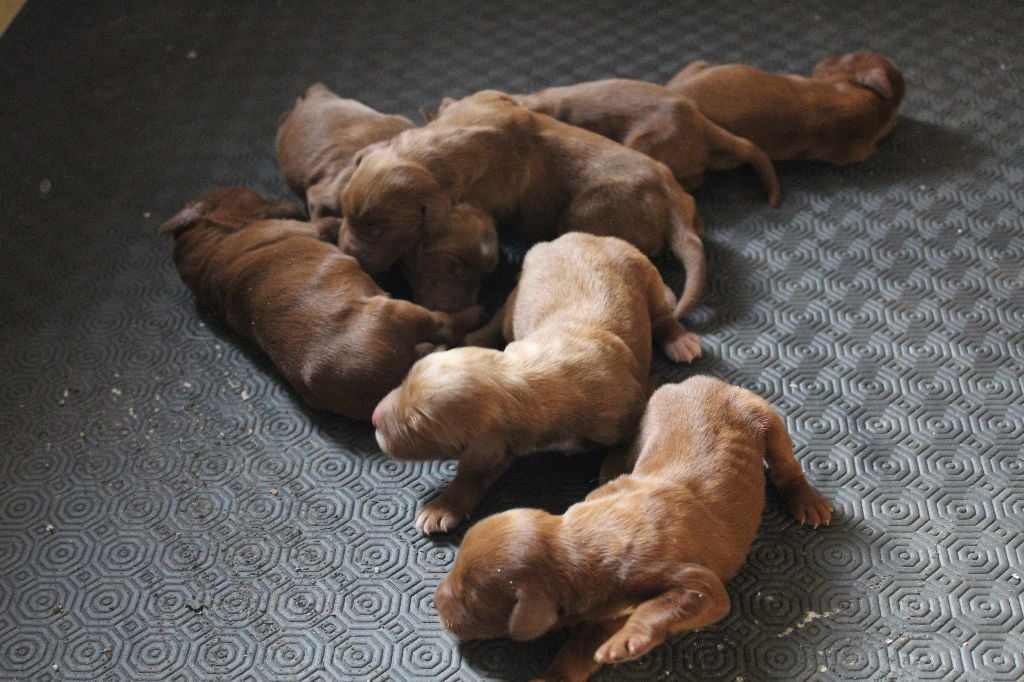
top-left (593, 564), bottom-right (729, 665)
top-left (416, 439), bottom-right (513, 534)
top-left (531, 618), bottom-right (628, 682)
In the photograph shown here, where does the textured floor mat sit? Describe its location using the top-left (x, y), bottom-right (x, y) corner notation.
top-left (1, 1), bottom-right (1022, 680)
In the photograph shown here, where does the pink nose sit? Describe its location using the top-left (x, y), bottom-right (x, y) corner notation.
top-left (372, 391), bottom-right (395, 429)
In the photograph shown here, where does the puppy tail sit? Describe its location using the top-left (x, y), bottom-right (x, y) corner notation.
top-left (667, 190), bottom-right (706, 318)
top-left (706, 123), bottom-right (781, 207)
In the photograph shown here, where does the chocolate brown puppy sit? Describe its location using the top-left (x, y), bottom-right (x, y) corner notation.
top-left (275, 83), bottom-right (415, 218)
top-left (275, 84), bottom-right (499, 312)
top-left (666, 52), bottom-right (905, 164)
top-left (513, 79), bottom-right (780, 206)
top-left (160, 187), bottom-right (481, 422)
top-left (435, 375), bottom-right (833, 681)
top-left (341, 90), bottom-right (705, 319)
top-left (372, 233), bottom-right (702, 534)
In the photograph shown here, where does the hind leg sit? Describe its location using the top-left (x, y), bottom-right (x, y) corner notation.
top-left (594, 564), bottom-right (729, 664)
top-left (761, 404), bottom-right (832, 527)
top-left (645, 263), bottom-right (701, 363)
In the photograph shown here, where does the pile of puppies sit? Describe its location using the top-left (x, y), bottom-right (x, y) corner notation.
top-left (162, 52), bottom-right (904, 680)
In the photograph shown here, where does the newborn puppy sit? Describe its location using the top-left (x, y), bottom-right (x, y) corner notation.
top-left (160, 187), bottom-right (481, 422)
top-left (666, 52), bottom-right (905, 164)
top-left (435, 376), bottom-right (833, 682)
top-left (372, 233), bottom-right (702, 534)
top-left (513, 79), bottom-right (780, 206)
top-left (341, 90), bottom-right (705, 319)
top-left (275, 83), bottom-right (415, 218)
top-left (275, 84), bottom-right (499, 312)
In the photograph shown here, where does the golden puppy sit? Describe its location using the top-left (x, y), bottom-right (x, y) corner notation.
top-left (434, 375), bottom-right (833, 682)
top-left (666, 52), bottom-right (905, 164)
top-left (341, 90), bottom-right (705, 319)
top-left (275, 84), bottom-right (499, 312)
top-left (372, 233), bottom-right (702, 534)
top-left (513, 79), bottom-right (780, 206)
top-left (160, 187), bottom-right (481, 422)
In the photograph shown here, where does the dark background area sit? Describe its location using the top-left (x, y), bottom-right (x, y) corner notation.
top-left (1, 1), bottom-right (1022, 679)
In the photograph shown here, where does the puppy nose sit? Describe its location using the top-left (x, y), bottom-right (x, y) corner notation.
top-left (372, 391), bottom-right (396, 430)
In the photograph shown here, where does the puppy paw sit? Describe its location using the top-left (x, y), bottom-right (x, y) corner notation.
top-left (416, 500), bottom-right (468, 535)
top-left (593, 628), bottom-right (657, 664)
top-left (787, 487), bottom-right (833, 529)
top-left (663, 330), bottom-right (702, 363)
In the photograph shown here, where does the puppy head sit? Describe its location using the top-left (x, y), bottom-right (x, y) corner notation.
top-left (812, 52), bottom-right (906, 104)
top-left (159, 187), bottom-right (305, 237)
top-left (404, 203), bottom-right (499, 312)
top-left (372, 347), bottom-right (511, 460)
top-left (436, 509), bottom-right (564, 641)
top-left (339, 146), bottom-right (451, 274)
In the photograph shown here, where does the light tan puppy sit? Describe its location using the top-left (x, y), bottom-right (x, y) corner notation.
top-left (372, 233), bottom-right (702, 534)
top-left (513, 79), bottom-right (780, 206)
top-left (434, 376), bottom-right (833, 681)
top-left (160, 187), bottom-right (481, 422)
top-left (275, 83), bottom-right (499, 312)
top-left (666, 52), bottom-right (905, 164)
top-left (341, 90), bottom-right (705, 319)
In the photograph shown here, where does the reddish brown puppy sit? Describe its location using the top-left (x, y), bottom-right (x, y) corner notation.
top-left (341, 90), bottom-right (705, 319)
top-left (276, 83), bottom-right (415, 218)
top-left (372, 233), bottom-right (702, 534)
top-left (275, 83), bottom-right (499, 312)
top-left (434, 376), bottom-right (833, 681)
top-left (513, 79), bottom-right (780, 206)
top-left (160, 187), bottom-right (481, 422)
top-left (666, 52), bottom-right (905, 164)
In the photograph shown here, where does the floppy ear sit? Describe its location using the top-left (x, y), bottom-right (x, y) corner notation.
top-left (853, 67), bottom-right (894, 99)
top-left (508, 585), bottom-right (559, 641)
top-left (306, 180), bottom-right (341, 219)
top-left (436, 96), bottom-right (458, 116)
top-left (159, 200), bottom-right (208, 235)
top-left (422, 184), bottom-right (452, 236)
top-left (263, 199), bottom-right (307, 220)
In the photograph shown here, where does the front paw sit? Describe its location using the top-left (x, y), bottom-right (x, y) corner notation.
top-left (593, 628), bottom-right (657, 664)
top-left (787, 488), bottom-right (833, 528)
top-left (415, 499), bottom-right (469, 535)
top-left (663, 330), bottom-right (702, 363)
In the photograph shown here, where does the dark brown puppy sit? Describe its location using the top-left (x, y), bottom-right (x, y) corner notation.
top-left (666, 52), bottom-right (905, 164)
top-left (340, 90), bottom-right (705, 319)
top-left (275, 84), bottom-right (499, 312)
top-left (160, 187), bottom-right (481, 422)
top-left (435, 376), bottom-right (833, 681)
top-left (372, 233), bottom-right (701, 534)
top-left (513, 79), bottom-right (780, 206)
top-left (276, 83), bottom-right (415, 218)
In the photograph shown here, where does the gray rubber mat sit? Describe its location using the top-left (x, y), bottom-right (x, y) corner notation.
top-left (1, 1), bottom-right (1022, 680)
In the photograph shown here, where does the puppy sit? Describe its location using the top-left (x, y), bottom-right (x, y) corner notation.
top-left (666, 52), bottom-right (905, 164)
top-left (372, 233), bottom-right (702, 534)
top-left (435, 375), bottom-right (832, 681)
top-left (160, 187), bottom-right (481, 422)
top-left (275, 84), bottom-right (499, 312)
top-left (513, 79), bottom-right (780, 206)
top-left (341, 90), bottom-right (706, 319)
top-left (275, 83), bottom-right (415, 218)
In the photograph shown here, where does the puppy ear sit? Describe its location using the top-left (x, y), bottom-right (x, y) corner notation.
top-left (422, 186), bottom-right (452, 236)
top-left (159, 200), bottom-right (208, 235)
top-left (853, 67), bottom-right (894, 99)
top-left (264, 199), bottom-right (307, 221)
top-left (306, 180), bottom-right (340, 219)
top-left (508, 585), bottom-right (559, 641)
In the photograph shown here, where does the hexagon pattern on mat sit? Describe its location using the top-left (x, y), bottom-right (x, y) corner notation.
top-left (1, 1), bottom-right (1022, 680)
